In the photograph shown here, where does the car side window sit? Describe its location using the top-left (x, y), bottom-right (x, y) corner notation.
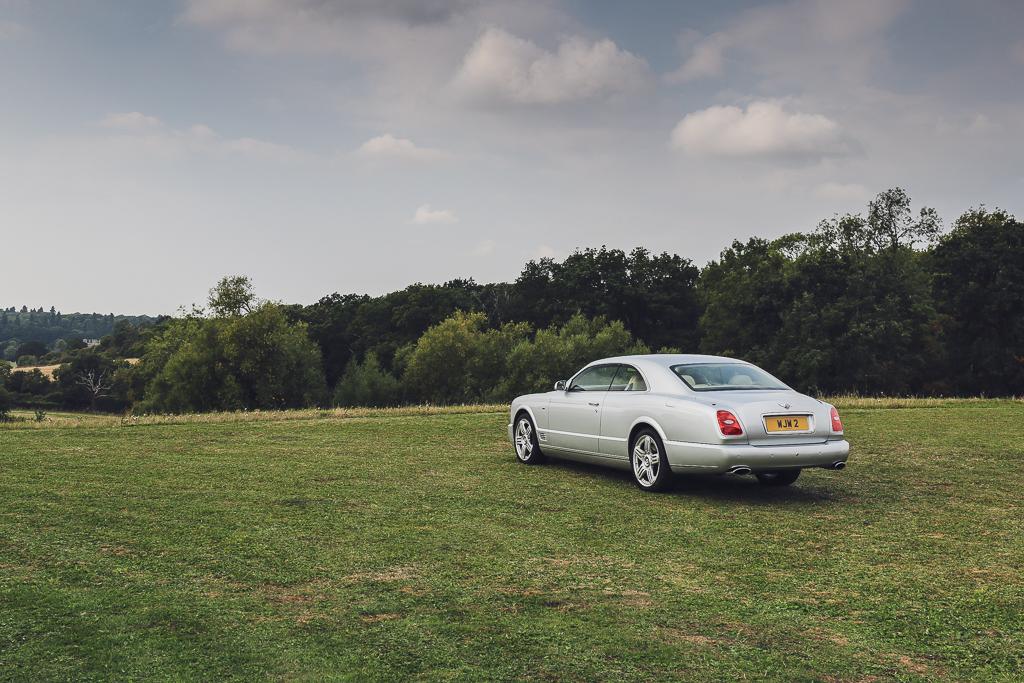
top-left (609, 365), bottom-right (647, 392)
top-left (568, 365), bottom-right (618, 392)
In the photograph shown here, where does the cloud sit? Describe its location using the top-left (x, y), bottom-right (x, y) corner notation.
top-left (100, 111), bottom-right (163, 130)
top-left (666, 30), bottom-right (729, 83)
top-left (533, 245), bottom-right (556, 259)
top-left (668, 0), bottom-right (910, 88)
top-left (412, 204), bottom-right (458, 224)
top-left (670, 101), bottom-right (850, 160)
top-left (472, 239), bottom-right (497, 256)
top-left (95, 112), bottom-right (304, 162)
top-left (815, 181), bottom-right (869, 202)
top-left (182, 0), bottom-right (459, 56)
top-left (965, 113), bottom-right (997, 135)
top-left (355, 134), bottom-right (445, 162)
top-left (453, 28), bottom-right (649, 105)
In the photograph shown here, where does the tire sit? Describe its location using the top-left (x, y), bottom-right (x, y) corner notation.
top-left (755, 469), bottom-right (801, 486)
top-left (629, 428), bottom-right (673, 492)
top-left (513, 413), bottom-right (545, 465)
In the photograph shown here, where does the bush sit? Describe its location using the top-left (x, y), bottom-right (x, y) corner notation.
top-left (402, 311), bottom-right (647, 404)
top-left (138, 301), bottom-right (328, 413)
top-left (0, 386), bottom-right (12, 420)
top-left (333, 353), bottom-right (401, 407)
top-left (403, 312), bottom-right (532, 404)
top-left (498, 314), bottom-right (648, 399)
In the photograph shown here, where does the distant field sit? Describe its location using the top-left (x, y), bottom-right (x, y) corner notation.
top-left (1, 401), bottom-right (1021, 680)
top-left (9, 358), bottom-right (140, 381)
top-left (8, 364), bottom-right (62, 379)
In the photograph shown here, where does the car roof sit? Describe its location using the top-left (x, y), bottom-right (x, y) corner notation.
top-left (589, 354), bottom-right (746, 368)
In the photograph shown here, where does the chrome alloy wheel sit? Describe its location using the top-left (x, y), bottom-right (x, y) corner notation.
top-left (514, 418), bottom-right (534, 461)
top-left (632, 434), bottom-right (660, 487)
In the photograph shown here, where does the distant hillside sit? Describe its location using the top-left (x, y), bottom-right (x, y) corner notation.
top-left (0, 307), bottom-right (156, 357)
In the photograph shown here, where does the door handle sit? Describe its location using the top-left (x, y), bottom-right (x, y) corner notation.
top-left (588, 402), bottom-right (600, 407)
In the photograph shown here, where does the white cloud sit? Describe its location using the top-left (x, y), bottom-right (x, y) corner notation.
top-left (355, 134), bottom-right (445, 162)
top-left (412, 204), bottom-right (458, 224)
top-left (670, 101), bottom-right (850, 160)
top-left (965, 113), bottom-right (997, 135)
top-left (96, 112), bottom-right (304, 162)
top-left (100, 111), bottom-right (163, 130)
top-left (472, 239), bottom-right (497, 256)
top-left (533, 245), bottom-right (556, 259)
top-left (815, 181), bottom-right (869, 202)
top-left (453, 28), bottom-right (649, 105)
top-left (668, 0), bottom-right (910, 88)
top-left (666, 31), bottom-right (729, 83)
top-left (183, 1), bottom-right (570, 58)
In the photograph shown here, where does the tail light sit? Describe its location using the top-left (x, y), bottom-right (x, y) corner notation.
top-left (830, 406), bottom-right (843, 432)
top-left (716, 410), bottom-right (743, 436)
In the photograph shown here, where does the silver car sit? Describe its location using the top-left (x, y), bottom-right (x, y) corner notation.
top-left (508, 354), bottom-right (849, 491)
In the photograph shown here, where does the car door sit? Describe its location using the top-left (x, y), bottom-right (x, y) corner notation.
top-left (546, 364), bottom-right (618, 454)
top-left (599, 364), bottom-right (648, 460)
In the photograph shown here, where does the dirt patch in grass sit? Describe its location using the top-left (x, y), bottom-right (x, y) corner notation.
top-left (360, 613), bottom-right (402, 624)
top-left (342, 565), bottom-right (418, 584)
top-left (657, 627), bottom-right (732, 647)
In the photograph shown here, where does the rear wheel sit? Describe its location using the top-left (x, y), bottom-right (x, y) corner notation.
top-left (755, 469), bottom-right (801, 486)
top-left (630, 429), bottom-right (672, 492)
top-left (513, 414), bottom-right (545, 465)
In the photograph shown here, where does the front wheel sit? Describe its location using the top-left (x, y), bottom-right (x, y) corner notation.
top-left (755, 469), bottom-right (801, 486)
top-left (630, 429), bottom-right (673, 492)
top-left (513, 414), bottom-right (545, 465)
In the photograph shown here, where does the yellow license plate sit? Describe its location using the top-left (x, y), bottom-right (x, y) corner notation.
top-left (764, 415), bottom-right (810, 432)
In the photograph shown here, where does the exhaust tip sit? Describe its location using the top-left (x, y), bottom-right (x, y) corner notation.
top-left (832, 461), bottom-right (846, 470)
top-left (727, 466), bottom-right (752, 476)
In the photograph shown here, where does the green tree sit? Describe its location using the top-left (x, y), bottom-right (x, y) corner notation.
top-left (0, 385), bottom-right (12, 420)
top-left (137, 297), bottom-right (327, 413)
top-left (700, 189), bottom-right (942, 395)
top-left (333, 352), bottom-right (401, 407)
top-left (208, 275), bottom-right (258, 317)
top-left (403, 312), bottom-right (496, 404)
top-left (135, 317), bottom-right (242, 413)
top-left (16, 340), bottom-right (48, 358)
top-left (930, 208), bottom-right (1024, 395)
top-left (507, 247), bottom-right (701, 351)
top-left (219, 303), bottom-right (327, 409)
top-left (499, 314), bottom-right (648, 399)
top-left (54, 349), bottom-right (128, 411)
top-left (698, 236), bottom-right (797, 368)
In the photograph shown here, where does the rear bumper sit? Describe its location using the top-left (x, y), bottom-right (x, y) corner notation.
top-left (664, 438), bottom-right (850, 474)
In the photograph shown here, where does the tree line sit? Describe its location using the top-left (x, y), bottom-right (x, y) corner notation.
top-left (1, 188), bottom-right (1021, 417)
top-left (0, 308), bottom-right (155, 360)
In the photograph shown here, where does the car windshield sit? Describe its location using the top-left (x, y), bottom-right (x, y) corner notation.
top-left (671, 363), bottom-right (788, 392)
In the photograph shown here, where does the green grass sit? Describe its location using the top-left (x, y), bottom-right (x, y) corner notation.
top-left (1, 402), bottom-right (1021, 681)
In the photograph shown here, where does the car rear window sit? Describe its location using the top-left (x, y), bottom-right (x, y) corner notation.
top-left (671, 363), bottom-right (788, 391)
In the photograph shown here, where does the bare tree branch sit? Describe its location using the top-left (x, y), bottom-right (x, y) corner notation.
top-left (76, 370), bottom-right (113, 408)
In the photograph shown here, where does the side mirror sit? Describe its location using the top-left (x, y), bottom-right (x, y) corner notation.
top-left (554, 380), bottom-right (566, 391)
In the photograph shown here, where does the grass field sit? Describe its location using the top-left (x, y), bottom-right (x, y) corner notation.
top-left (1, 401), bottom-right (1022, 681)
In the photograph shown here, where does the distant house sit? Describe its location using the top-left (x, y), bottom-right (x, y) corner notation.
top-left (83, 339), bottom-right (101, 348)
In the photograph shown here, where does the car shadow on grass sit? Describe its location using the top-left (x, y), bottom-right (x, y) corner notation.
top-left (542, 458), bottom-right (847, 505)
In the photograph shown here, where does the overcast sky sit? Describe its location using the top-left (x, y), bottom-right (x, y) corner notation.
top-left (2, 0), bottom-right (1022, 314)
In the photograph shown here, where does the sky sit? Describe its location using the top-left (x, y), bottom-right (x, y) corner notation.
top-left (2, 0), bottom-right (1023, 314)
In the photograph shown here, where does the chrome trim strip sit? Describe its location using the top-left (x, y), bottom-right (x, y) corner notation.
top-left (543, 445), bottom-right (627, 460)
top-left (544, 428), bottom-right (595, 439)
